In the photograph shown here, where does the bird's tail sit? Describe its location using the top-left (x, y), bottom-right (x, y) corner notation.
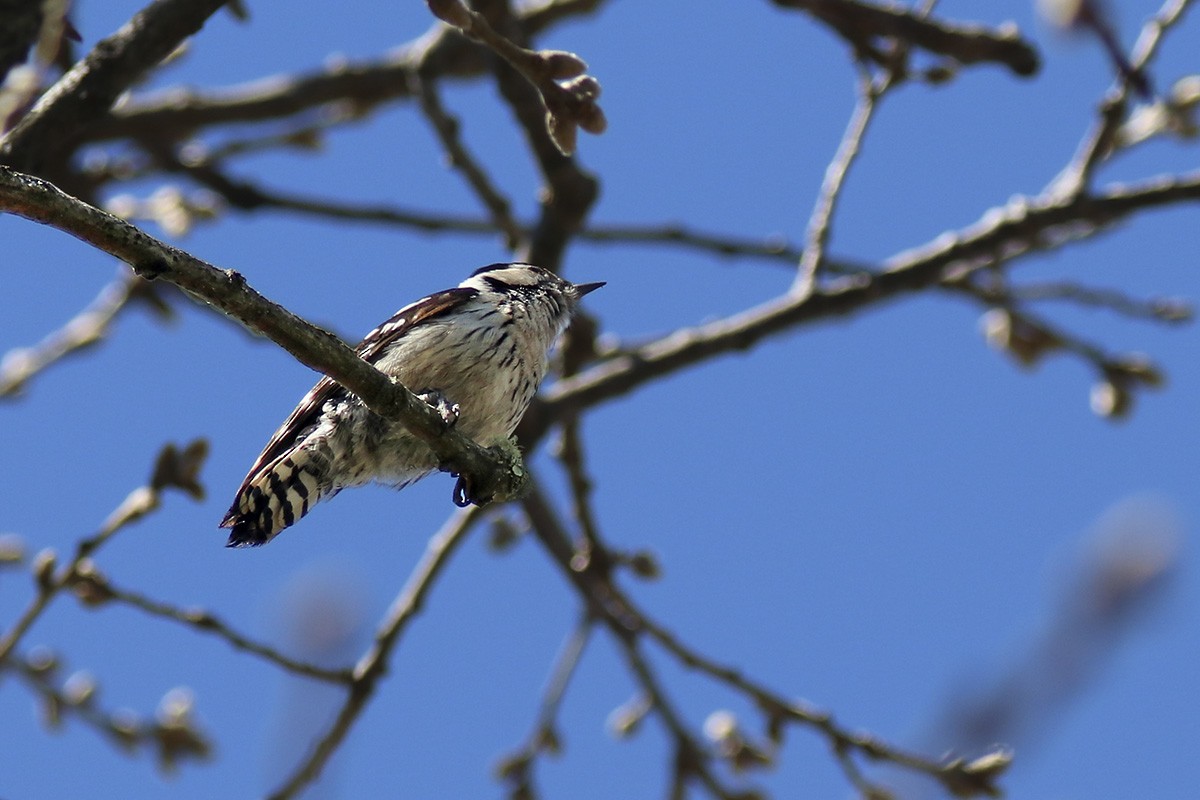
top-left (220, 449), bottom-right (335, 547)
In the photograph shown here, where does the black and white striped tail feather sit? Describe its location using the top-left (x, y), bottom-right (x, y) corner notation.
top-left (221, 450), bottom-right (332, 547)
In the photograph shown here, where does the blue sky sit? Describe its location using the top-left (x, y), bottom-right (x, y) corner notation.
top-left (1, 1), bottom-right (1197, 798)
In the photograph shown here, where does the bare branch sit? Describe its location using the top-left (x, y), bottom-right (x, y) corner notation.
top-left (268, 506), bottom-right (482, 800)
top-left (0, 0), bottom-right (230, 175)
top-left (411, 69), bottom-right (524, 249)
top-left (533, 172), bottom-right (1200, 433)
top-left (771, 0), bottom-right (1039, 77)
top-left (11, 647), bottom-right (213, 772)
top-left (81, 0), bottom-right (610, 146)
top-left (0, 439), bottom-right (209, 664)
top-left (1047, 0), bottom-right (1194, 198)
top-left (495, 614), bottom-right (594, 796)
top-left (69, 569), bottom-right (352, 684)
top-left (0, 165), bottom-right (532, 507)
top-left (795, 66), bottom-right (888, 293)
top-left (0, 270), bottom-right (173, 399)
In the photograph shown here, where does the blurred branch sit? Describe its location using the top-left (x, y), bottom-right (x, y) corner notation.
top-left (268, 505), bottom-right (483, 800)
top-left (411, 68), bottom-right (524, 250)
top-left (0, 269), bottom-right (173, 399)
top-left (0, 0), bottom-right (230, 175)
top-left (495, 613), bottom-right (594, 798)
top-left (0, 165), bottom-right (532, 508)
top-left (426, 0), bottom-right (606, 155)
top-left (0, 439), bottom-right (209, 664)
top-left (987, 279), bottom-right (1192, 323)
top-left (11, 647), bottom-right (212, 773)
top-left (911, 499), bottom-right (1179, 794)
top-left (68, 567), bottom-right (353, 684)
top-left (1048, 0), bottom-right (1193, 198)
top-left (771, 0), bottom-right (1039, 77)
top-left (796, 63), bottom-right (891, 294)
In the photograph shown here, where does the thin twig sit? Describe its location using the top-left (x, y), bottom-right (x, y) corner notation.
top-left (78, 573), bottom-right (352, 684)
top-left (1047, 0), bottom-right (1193, 198)
top-left (795, 67), bottom-right (887, 294)
top-left (961, 276), bottom-right (1192, 324)
top-left (0, 439), bottom-right (208, 664)
top-left (496, 613), bottom-right (594, 794)
top-left (267, 506), bottom-right (483, 800)
top-left (555, 423), bottom-right (605, 566)
top-left (770, 0), bottom-right (1039, 77)
top-left (615, 633), bottom-right (742, 799)
top-left (11, 648), bottom-right (213, 769)
top-left (411, 69), bottom-right (524, 249)
top-left (1, 270), bottom-right (172, 399)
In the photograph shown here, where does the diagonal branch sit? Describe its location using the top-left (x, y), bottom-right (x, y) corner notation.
top-left (0, 439), bottom-right (209, 664)
top-left (0, 0), bottom-right (231, 174)
top-left (1047, 0), bottom-right (1194, 198)
top-left (0, 270), bottom-right (173, 399)
top-left (771, 0), bottom-right (1039, 77)
top-left (795, 66), bottom-right (888, 293)
top-left (70, 569), bottom-right (352, 684)
top-left (0, 165), bottom-right (529, 507)
top-left (411, 69), bottom-right (524, 249)
top-left (268, 506), bottom-right (482, 800)
top-left (530, 172), bottom-right (1200, 435)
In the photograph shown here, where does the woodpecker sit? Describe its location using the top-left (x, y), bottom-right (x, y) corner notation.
top-left (220, 263), bottom-right (603, 547)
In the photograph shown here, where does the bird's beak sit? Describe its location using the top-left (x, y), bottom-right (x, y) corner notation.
top-left (574, 281), bottom-right (605, 297)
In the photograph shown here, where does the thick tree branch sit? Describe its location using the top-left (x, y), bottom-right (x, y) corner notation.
top-left (0, 0), bottom-right (230, 174)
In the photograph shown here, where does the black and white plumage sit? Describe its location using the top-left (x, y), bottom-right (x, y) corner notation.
top-left (220, 263), bottom-right (603, 547)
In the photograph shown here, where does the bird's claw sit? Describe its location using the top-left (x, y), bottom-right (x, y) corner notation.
top-left (417, 389), bottom-right (460, 428)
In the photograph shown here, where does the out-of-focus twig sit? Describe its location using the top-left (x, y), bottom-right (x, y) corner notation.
top-left (771, 0), bottom-right (1039, 77)
top-left (1048, 0), bottom-right (1193, 198)
top-left (411, 69), bottom-right (524, 249)
top-left (0, 439), bottom-right (209, 665)
top-left (0, 269), bottom-right (173, 399)
top-left (495, 613), bottom-right (594, 797)
top-left (426, 0), bottom-right (606, 155)
top-left (267, 505), bottom-right (483, 800)
top-left (12, 646), bottom-right (213, 773)
top-left (68, 566), bottom-right (353, 684)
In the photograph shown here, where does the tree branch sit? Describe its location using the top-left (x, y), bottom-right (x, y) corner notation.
top-left (0, 0), bottom-right (231, 175)
top-left (771, 0), bottom-right (1039, 77)
top-left (532, 172), bottom-right (1200, 433)
top-left (0, 165), bottom-right (530, 507)
top-left (268, 506), bottom-right (482, 800)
